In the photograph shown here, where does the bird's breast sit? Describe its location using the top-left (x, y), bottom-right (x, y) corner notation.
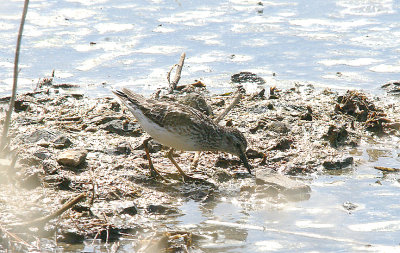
top-left (131, 108), bottom-right (202, 151)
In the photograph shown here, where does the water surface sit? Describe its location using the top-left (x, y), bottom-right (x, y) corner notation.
top-left (0, 0), bottom-right (399, 96)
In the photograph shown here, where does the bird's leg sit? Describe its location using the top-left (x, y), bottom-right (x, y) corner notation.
top-left (190, 151), bottom-right (201, 170)
top-left (143, 138), bottom-right (164, 179)
top-left (167, 148), bottom-right (191, 182)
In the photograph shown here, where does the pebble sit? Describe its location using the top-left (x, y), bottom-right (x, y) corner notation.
top-left (33, 150), bottom-right (51, 160)
top-left (57, 149), bottom-right (88, 167)
top-left (323, 157), bottom-right (353, 170)
top-left (111, 141), bottom-right (132, 155)
top-left (53, 135), bottom-right (73, 149)
top-left (120, 205), bottom-right (138, 215)
top-left (58, 230), bottom-right (85, 244)
top-left (231, 71), bottom-right (265, 84)
top-left (268, 121), bottom-right (290, 134)
top-left (101, 119), bottom-right (142, 136)
top-left (24, 129), bottom-right (60, 143)
top-left (147, 204), bottom-right (178, 215)
top-left (246, 148), bottom-right (265, 159)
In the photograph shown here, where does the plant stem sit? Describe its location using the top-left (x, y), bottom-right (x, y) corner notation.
top-left (0, 0), bottom-right (30, 151)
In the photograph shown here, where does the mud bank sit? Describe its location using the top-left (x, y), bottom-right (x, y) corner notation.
top-left (0, 81), bottom-right (399, 252)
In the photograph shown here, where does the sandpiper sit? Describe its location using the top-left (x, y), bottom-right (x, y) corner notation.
top-left (113, 88), bottom-right (252, 180)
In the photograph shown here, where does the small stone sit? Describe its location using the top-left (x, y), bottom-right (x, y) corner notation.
top-left (43, 175), bottom-right (72, 190)
top-left (14, 100), bottom-right (30, 112)
top-left (37, 140), bottom-right (50, 148)
top-left (381, 81), bottom-right (400, 94)
top-left (268, 121), bottom-right (290, 134)
top-left (41, 159), bottom-right (59, 174)
top-left (212, 99), bottom-right (225, 107)
top-left (246, 148), bottom-right (264, 159)
top-left (343, 201), bottom-right (358, 212)
top-left (57, 149), bottom-right (88, 167)
top-left (147, 204), bottom-right (178, 215)
top-left (112, 141), bottom-right (132, 155)
top-left (214, 170), bottom-right (232, 183)
top-left (300, 106), bottom-right (313, 121)
top-left (90, 115), bottom-right (120, 125)
top-left (24, 129), bottom-right (60, 143)
top-left (300, 113), bottom-right (312, 121)
top-left (322, 125), bottom-right (348, 147)
top-left (250, 89), bottom-right (265, 100)
top-left (99, 227), bottom-right (130, 242)
top-left (33, 150), bottom-right (51, 160)
top-left (71, 93), bottom-right (84, 99)
top-left (215, 156), bottom-right (241, 168)
top-left (53, 135), bottom-right (73, 149)
top-left (269, 87), bottom-right (280, 99)
top-left (84, 126), bottom-right (98, 132)
top-left (323, 157), bottom-right (353, 170)
top-left (120, 205), bottom-right (138, 215)
top-left (270, 138), bottom-right (293, 150)
top-left (58, 230), bottom-right (85, 244)
top-left (101, 120), bottom-right (142, 136)
top-left (231, 72), bottom-right (265, 84)
top-left (72, 204), bottom-right (91, 213)
top-left (110, 101), bottom-right (121, 111)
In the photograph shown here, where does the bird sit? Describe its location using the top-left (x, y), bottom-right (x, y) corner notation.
top-left (113, 88), bottom-right (252, 181)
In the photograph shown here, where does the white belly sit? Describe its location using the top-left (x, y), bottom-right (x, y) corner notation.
top-left (130, 108), bottom-right (198, 151)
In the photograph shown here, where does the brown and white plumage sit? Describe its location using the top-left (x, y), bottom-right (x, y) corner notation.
top-left (113, 88), bottom-right (252, 174)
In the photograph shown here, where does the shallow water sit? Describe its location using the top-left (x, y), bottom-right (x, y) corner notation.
top-left (58, 143), bottom-right (400, 252)
top-left (166, 144), bottom-right (400, 252)
top-left (1, 0), bottom-right (400, 96)
top-left (1, 1), bottom-right (400, 252)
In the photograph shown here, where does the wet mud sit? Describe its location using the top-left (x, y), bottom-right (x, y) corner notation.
top-left (0, 80), bottom-right (400, 252)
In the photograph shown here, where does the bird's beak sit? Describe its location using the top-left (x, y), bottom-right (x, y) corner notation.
top-left (239, 151), bottom-right (253, 174)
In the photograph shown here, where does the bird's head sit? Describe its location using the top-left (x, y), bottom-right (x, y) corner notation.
top-left (221, 127), bottom-right (253, 174)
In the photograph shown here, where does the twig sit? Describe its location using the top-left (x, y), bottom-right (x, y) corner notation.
top-left (190, 91), bottom-right (242, 170)
top-left (0, 224), bottom-right (37, 250)
top-left (89, 168), bottom-right (96, 207)
top-left (190, 152), bottom-right (201, 170)
top-left (168, 52), bottom-right (186, 93)
top-left (0, 0), bottom-right (30, 151)
top-left (167, 64), bottom-right (177, 86)
top-left (214, 92), bottom-right (242, 123)
top-left (9, 192), bottom-right (87, 228)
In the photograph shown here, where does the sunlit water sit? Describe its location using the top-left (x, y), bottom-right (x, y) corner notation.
top-left (1, 0), bottom-right (400, 252)
top-left (1, 0), bottom-right (400, 96)
top-left (75, 143), bottom-right (400, 252)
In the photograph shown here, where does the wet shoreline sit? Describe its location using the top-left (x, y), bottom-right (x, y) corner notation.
top-left (1, 79), bottom-right (399, 252)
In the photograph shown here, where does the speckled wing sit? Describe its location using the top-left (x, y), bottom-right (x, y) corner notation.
top-left (118, 88), bottom-right (211, 128)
